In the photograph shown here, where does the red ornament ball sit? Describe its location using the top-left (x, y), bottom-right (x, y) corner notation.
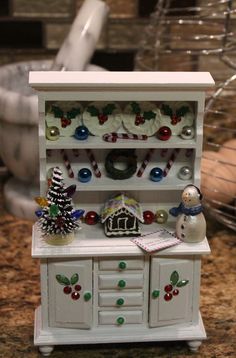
top-left (84, 211), bottom-right (99, 225)
top-left (143, 210), bottom-right (155, 224)
top-left (157, 126), bottom-right (172, 141)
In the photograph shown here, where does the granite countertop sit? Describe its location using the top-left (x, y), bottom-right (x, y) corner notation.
top-left (0, 187), bottom-right (235, 358)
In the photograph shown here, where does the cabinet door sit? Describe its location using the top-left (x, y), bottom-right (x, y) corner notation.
top-left (48, 259), bottom-right (92, 329)
top-left (149, 257), bottom-right (194, 327)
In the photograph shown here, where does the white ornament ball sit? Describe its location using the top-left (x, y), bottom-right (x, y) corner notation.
top-left (180, 126), bottom-right (195, 140)
top-left (178, 166), bottom-right (192, 180)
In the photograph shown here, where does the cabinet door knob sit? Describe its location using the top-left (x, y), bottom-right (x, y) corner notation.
top-left (118, 261), bottom-right (127, 270)
top-left (116, 297), bottom-right (125, 306)
top-left (152, 290), bottom-right (160, 298)
top-left (118, 279), bottom-right (126, 288)
top-left (84, 292), bottom-right (92, 301)
top-left (116, 316), bottom-right (125, 325)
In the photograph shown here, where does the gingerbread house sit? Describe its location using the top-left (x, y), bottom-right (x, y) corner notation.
top-left (101, 193), bottom-right (144, 237)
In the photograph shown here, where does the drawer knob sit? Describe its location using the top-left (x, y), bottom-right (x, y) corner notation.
top-left (118, 279), bottom-right (126, 288)
top-left (118, 261), bottom-right (127, 270)
top-left (116, 298), bottom-right (125, 306)
top-left (152, 290), bottom-right (160, 298)
top-left (116, 316), bottom-right (125, 325)
top-left (84, 292), bottom-right (92, 301)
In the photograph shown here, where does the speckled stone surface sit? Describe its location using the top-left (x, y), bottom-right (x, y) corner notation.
top-left (0, 183), bottom-right (235, 358)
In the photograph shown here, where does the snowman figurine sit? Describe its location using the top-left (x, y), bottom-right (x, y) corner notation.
top-left (169, 185), bottom-right (206, 243)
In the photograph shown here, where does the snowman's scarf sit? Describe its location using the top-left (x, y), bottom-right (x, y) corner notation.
top-left (169, 202), bottom-right (203, 217)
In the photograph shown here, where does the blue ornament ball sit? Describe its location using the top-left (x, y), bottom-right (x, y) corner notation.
top-left (78, 168), bottom-right (92, 183)
top-left (150, 167), bottom-right (163, 182)
top-left (74, 125), bottom-right (89, 140)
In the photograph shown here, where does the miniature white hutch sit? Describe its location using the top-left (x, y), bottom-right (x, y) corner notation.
top-left (30, 71), bottom-right (214, 356)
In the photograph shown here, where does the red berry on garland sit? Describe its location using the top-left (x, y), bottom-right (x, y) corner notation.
top-left (71, 291), bottom-right (80, 300)
top-left (85, 211), bottom-right (99, 225)
top-left (164, 284), bottom-right (173, 293)
top-left (157, 126), bottom-right (172, 141)
top-left (143, 210), bottom-right (155, 224)
top-left (67, 118), bottom-right (71, 125)
top-left (173, 289), bottom-right (179, 296)
top-left (164, 293), bottom-right (173, 301)
top-left (135, 114), bottom-right (144, 126)
top-left (63, 286), bottom-right (72, 294)
top-left (75, 284), bottom-right (82, 291)
top-left (98, 114), bottom-right (108, 125)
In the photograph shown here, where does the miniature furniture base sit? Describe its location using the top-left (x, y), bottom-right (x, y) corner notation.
top-left (34, 306), bottom-right (206, 356)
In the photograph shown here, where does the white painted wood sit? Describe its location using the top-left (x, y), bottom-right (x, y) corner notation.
top-left (98, 292), bottom-right (144, 307)
top-left (29, 71), bottom-right (214, 90)
top-left (98, 310), bottom-right (143, 325)
top-left (187, 340), bottom-right (203, 352)
top-left (98, 258), bottom-right (144, 271)
top-left (39, 346), bottom-right (54, 357)
top-left (149, 257), bottom-right (194, 327)
top-left (98, 273), bottom-right (144, 290)
top-left (48, 259), bottom-right (92, 328)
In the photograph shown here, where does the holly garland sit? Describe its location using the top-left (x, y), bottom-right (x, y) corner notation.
top-left (161, 104), bottom-right (189, 125)
top-left (130, 102), bottom-right (156, 126)
top-left (51, 105), bottom-right (81, 128)
top-left (86, 103), bottom-right (116, 125)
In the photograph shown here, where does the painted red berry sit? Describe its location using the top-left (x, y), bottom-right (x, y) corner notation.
top-left (67, 119), bottom-right (71, 125)
top-left (63, 286), bottom-right (72, 294)
top-left (164, 284), bottom-right (173, 293)
top-left (173, 289), bottom-right (179, 296)
top-left (75, 284), bottom-right (82, 291)
top-left (71, 291), bottom-right (80, 300)
top-left (98, 114), bottom-right (108, 124)
top-left (135, 114), bottom-right (144, 125)
top-left (164, 293), bottom-right (172, 301)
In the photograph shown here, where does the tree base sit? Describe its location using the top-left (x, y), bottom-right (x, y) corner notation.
top-left (45, 232), bottom-right (75, 246)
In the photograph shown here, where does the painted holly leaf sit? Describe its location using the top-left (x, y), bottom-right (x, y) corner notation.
top-left (67, 107), bottom-right (81, 119)
top-left (143, 111), bottom-right (156, 120)
top-left (52, 106), bottom-right (64, 118)
top-left (131, 101), bottom-right (141, 115)
top-left (161, 104), bottom-right (173, 117)
top-left (177, 279), bottom-right (189, 287)
top-left (70, 273), bottom-right (79, 285)
top-left (176, 106), bottom-right (189, 118)
top-left (102, 103), bottom-right (116, 116)
top-left (170, 271), bottom-right (179, 286)
top-left (87, 105), bottom-right (100, 116)
top-left (56, 274), bottom-right (70, 286)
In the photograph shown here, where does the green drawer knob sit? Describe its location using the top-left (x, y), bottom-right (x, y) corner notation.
top-left (152, 290), bottom-right (160, 298)
top-left (118, 261), bottom-right (127, 270)
top-left (118, 279), bottom-right (126, 288)
top-left (84, 292), bottom-right (92, 301)
top-left (116, 298), bottom-right (125, 306)
top-left (116, 316), bottom-right (125, 325)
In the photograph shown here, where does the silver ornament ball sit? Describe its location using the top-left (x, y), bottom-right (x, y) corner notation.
top-left (180, 126), bottom-right (195, 140)
top-left (178, 166), bottom-right (192, 180)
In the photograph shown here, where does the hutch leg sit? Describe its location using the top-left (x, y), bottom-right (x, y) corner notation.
top-left (39, 345), bottom-right (54, 356)
top-left (187, 340), bottom-right (202, 352)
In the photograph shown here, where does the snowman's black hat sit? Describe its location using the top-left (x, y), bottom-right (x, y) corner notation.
top-left (185, 184), bottom-right (203, 200)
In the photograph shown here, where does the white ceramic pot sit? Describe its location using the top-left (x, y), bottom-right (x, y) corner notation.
top-left (0, 60), bottom-right (105, 219)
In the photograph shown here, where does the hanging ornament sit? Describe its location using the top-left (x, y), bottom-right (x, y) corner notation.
top-left (178, 166), bottom-right (192, 180)
top-left (56, 216), bottom-right (65, 228)
top-left (78, 168), bottom-right (92, 183)
top-left (64, 185), bottom-right (76, 197)
top-left (71, 209), bottom-right (85, 220)
top-left (74, 125), bottom-right (89, 140)
top-left (35, 196), bottom-right (48, 207)
top-left (180, 126), bottom-right (195, 140)
top-left (156, 210), bottom-right (168, 224)
top-left (143, 210), bottom-right (155, 224)
top-left (46, 126), bottom-right (60, 141)
top-left (157, 126), bottom-right (172, 141)
top-left (49, 204), bottom-right (60, 217)
top-left (150, 167), bottom-right (163, 182)
top-left (84, 211), bottom-right (100, 225)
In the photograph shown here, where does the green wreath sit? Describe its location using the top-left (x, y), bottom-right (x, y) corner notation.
top-left (105, 149), bottom-right (137, 180)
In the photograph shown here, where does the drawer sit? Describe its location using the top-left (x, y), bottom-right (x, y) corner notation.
top-left (98, 292), bottom-right (143, 307)
top-left (98, 274), bottom-right (143, 290)
top-left (98, 310), bottom-right (143, 325)
top-left (98, 258), bottom-right (144, 271)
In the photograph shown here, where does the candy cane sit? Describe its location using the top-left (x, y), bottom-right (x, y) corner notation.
top-left (85, 149), bottom-right (101, 178)
top-left (60, 149), bottom-right (74, 178)
top-left (103, 132), bottom-right (148, 142)
top-left (137, 148), bottom-right (155, 177)
top-left (163, 148), bottom-right (180, 177)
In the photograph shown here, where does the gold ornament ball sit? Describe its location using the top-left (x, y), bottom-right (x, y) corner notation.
top-left (46, 126), bottom-right (60, 141)
top-left (156, 210), bottom-right (168, 224)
